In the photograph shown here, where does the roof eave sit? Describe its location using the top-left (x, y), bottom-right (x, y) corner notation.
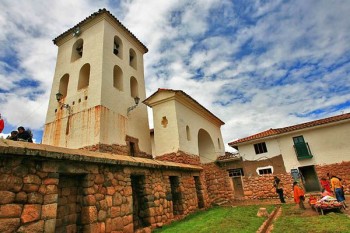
top-left (52, 8), bottom-right (148, 53)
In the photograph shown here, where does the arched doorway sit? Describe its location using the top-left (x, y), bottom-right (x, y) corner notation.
top-left (198, 129), bottom-right (215, 163)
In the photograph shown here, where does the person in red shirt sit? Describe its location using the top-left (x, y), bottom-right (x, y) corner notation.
top-left (0, 114), bottom-right (4, 133)
top-left (320, 177), bottom-right (332, 193)
top-left (293, 181), bottom-right (306, 210)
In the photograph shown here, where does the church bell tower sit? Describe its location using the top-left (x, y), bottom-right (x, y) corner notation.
top-left (43, 9), bottom-right (152, 157)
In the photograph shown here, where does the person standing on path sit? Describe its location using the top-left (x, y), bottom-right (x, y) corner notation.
top-left (273, 176), bottom-right (286, 203)
top-left (293, 182), bottom-right (306, 209)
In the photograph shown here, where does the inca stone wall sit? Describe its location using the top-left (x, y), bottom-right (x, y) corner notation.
top-left (155, 151), bottom-right (201, 166)
top-left (241, 174), bottom-right (294, 200)
top-left (0, 140), bottom-right (206, 233)
top-left (82, 143), bottom-right (152, 159)
top-left (154, 152), bottom-right (231, 205)
top-left (202, 163), bottom-right (235, 203)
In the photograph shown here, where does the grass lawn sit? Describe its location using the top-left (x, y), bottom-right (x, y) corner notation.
top-left (152, 204), bottom-right (350, 233)
top-left (272, 204), bottom-right (350, 233)
top-left (153, 205), bottom-right (275, 233)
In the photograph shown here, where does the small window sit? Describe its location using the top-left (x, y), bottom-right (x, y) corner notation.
top-left (77, 46), bottom-right (83, 56)
top-left (254, 142), bottom-right (267, 154)
top-left (130, 76), bottom-right (138, 98)
top-left (186, 126), bottom-right (191, 141)
top-left (71, 39), bottom-right (84, 62)
top-left (59, 74), bottom-right (69, 98)
top-left (114, 42), bottom-right (119, 55)
top-left (129, 48), bottom-right (137, 69)
top-left (77, 63), bottom-right (90, 90)
top-left (258, 168), bottom-right (272, 175)
top-left (293, 136), bottom-right (305, 144)
top-left (228, 168), bottom-right (244, 177)
top-left (129, 142), bottom-right (135, 157)
top-left (113, 65), bottom-right (123, 91)
top-left (218, 138), bottom-right (221, 149)
top-left (113, 36), bottom-right (123, 58)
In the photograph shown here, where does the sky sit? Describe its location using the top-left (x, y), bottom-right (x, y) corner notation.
top-left (0, 0), bottom-right (349, 151)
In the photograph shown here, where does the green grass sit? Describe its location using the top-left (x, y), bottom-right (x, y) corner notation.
top-left (153, 205), bottom-right (275, 233)
top-left (272, 204), bottom-right (350, 233)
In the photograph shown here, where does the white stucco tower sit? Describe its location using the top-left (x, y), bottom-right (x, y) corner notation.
top-left (43, 9), bottom-right (152, 156)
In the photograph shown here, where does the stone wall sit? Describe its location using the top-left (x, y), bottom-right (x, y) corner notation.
top-left (0, 141), bottom-right (206, 233)
top-left (241, 174), bottom-right (294, 200)
top-left (202, 163), bottom-right (235, 203)
top-left (155, 151), bottom-right (228, 205)
top-left (225, 161), bottom-right (350, 200)
top-left (316, 161), bottom-right (350, 194)
top-left (155, 150), bottom-right (200, 166)
top-left (82, 142), bottom-right (152, 159)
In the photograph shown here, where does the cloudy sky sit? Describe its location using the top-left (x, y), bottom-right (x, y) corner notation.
top-left (0, 0), bottom-right (349, 151)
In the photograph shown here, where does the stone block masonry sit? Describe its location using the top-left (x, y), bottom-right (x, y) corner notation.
top-left (316, 161), bottom-right (350, 194)
top-left (0, 139), bottom-right (207, 233)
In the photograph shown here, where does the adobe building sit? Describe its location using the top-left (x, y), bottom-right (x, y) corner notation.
top-left (0, 9), bottom-right (234, 233)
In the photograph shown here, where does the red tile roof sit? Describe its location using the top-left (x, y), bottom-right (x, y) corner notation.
top-left (53, 8), bottom-right (148, 53)
top-left (229, 112), bottom-right (350, 146)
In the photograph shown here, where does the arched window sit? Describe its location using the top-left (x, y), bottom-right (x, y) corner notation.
top-left (71, 39), bottom-right (84, 62)
top-left (113, 36), bottom-right (123, 58)
top-left (78, 63), bottom-right (90, 90)
top-left (218, 138), bottom-right (221, 149)
top-left (129, 48), bottom-right (137, 69)
top-left (186, 126), bottom-right (191, 141)
top-left (130, 76), bottom-right (138, 98)
top-left (59, 74), bottom-right (69, 98)
top-left (113, 65), bottom-right (123, 91)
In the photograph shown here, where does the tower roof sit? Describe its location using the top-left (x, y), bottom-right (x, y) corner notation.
top-left (53, 8), bottom-right (148, 53)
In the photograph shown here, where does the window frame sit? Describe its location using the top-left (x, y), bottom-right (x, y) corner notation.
top-left (258, 168), bottom-right (272, 175)
top-left (254, 142), bottom-right (268, 154)
top-left (228, 168), bottom-right (244, 177)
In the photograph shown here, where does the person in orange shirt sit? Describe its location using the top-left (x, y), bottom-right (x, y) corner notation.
top-left (293, 181), bottom-right (306, 209)
top-left (330, 175), bottom-right (347, 208)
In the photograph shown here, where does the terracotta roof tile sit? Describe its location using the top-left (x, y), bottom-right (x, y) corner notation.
top-left (229, 112), bottom-right (350, 145)
top-left (53, 8), bottom-right (148, 53)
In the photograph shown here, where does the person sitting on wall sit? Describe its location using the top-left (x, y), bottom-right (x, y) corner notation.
top-left (273, 176), bottom-right (286, 203)
top-left (293, 181), bottom-right (306, 209)
top-left (320, 177), bottom-right (331, 193)
top-left (6, 131), bottom-right (18, 141)
top-left (17, 126), bottom-right (33, 142)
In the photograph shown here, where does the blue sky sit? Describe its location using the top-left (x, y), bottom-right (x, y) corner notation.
top-left (0, 0), bottom-right (349, 150)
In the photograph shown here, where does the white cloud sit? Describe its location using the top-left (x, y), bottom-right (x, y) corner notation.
top-left (0, 0), bottom-right (349, 152)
